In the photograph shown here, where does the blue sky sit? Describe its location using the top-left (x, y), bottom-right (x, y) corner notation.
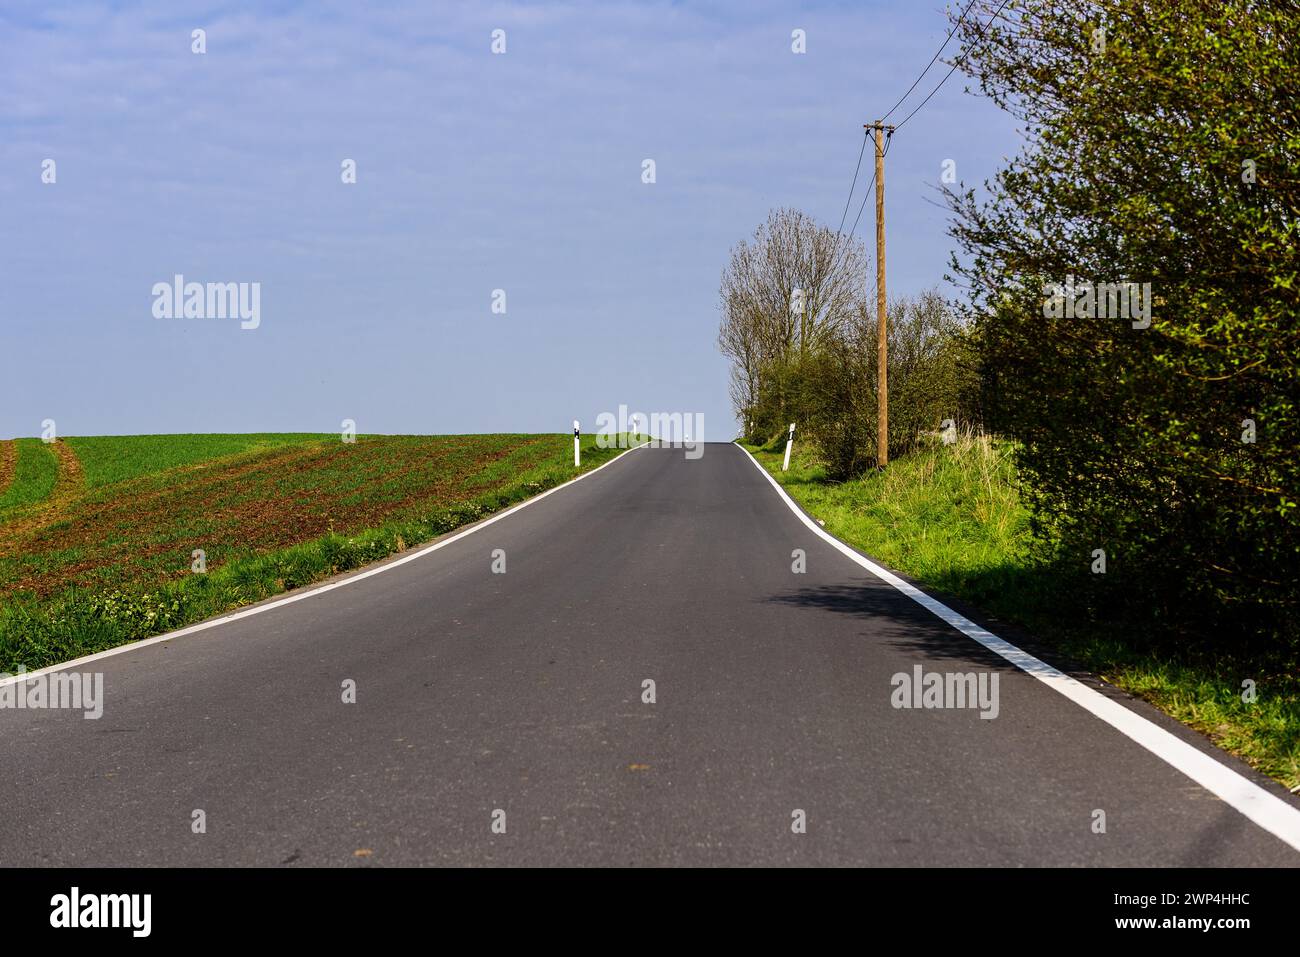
top-left (0, 0), bottom-right (1019, 440)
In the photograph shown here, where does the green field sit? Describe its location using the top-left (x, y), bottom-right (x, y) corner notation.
top-left (744, 434), bottom-right (1300, 790)
top-left (65, 433), bottom-right (332, 488)
top-left (1, 432), bottom-right (639, 672)
top-left (0, 438), bottom-right (59, 512)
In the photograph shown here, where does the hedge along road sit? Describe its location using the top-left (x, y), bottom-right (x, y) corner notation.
top-left (1, 442), bottom-right (1297, 866)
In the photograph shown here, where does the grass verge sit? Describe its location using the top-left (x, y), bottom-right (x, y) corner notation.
top-left (742, 433), bottom-right (1299, 791)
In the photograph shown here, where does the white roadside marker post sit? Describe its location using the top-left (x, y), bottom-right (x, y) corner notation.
top-left (574, 419), bottom-right (581, 467)
top-left (783, 422), bottom-right (795, 471)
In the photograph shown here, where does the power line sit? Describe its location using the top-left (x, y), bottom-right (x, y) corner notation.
top-left (826, 1), bottom-right (1002, 321)
top-left (834, 129), bottom-right (869, 241)
top-left (823, 164), bottom-right (876, 284)
top-left (833, 0), bottom-right (1004, 252)
top-left (838, 0), bottom-right (973, 250)
top-left (825, 130), bottom-right (873, 281)
top-left (879, 0), bottom-right (979, 122)
top-left (893, 0), bottom-right (1012, 132)
top-left (845, 168), bottom-right (877, 241)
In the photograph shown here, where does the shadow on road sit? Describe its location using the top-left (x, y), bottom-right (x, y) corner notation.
top-left (763, 581), bottom-right (1022, 670)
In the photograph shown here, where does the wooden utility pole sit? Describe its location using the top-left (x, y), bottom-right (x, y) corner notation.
top-left (868, 121), bottom-right (893, 467)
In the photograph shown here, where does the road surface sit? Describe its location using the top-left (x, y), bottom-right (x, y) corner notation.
top-left (3, 442), bottom-right (1298, 866)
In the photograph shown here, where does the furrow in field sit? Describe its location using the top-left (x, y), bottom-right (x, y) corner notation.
top-left (0, 440), bottom-right (14, 499)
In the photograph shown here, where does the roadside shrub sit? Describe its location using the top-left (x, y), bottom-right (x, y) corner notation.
top-left (795, 291), bottom-right (976, 479)
top-left (946, 0), bottom-right (1300, 649)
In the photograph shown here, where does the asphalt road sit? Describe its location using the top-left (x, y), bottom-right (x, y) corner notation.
top-left (3, 442), bottom-right (1298, 866)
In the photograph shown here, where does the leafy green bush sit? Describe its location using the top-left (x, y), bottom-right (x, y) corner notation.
top-left (946, 0), bottom-right (1300, 648)
top-left (752, 290), bottom-right (976, 479)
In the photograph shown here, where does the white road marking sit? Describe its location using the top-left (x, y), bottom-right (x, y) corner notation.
top-left (736, 442), bottom-right (1300, 854)
top-left (0, 441), bottom-right (647, 689)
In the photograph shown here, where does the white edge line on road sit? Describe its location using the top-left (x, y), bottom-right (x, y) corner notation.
top-left (0, 441), bottom-right (649, 689)
top-left (736, 442), bottom-right (1300, 854)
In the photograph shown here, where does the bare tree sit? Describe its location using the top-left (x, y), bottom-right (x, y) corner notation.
top-left (718, 208), bottom-right (869, 431)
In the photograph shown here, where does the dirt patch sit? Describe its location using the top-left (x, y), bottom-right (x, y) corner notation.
top-left (0, 440), bottom-right (14, 498)
top-left (48, 440), bottom-right (85, 504)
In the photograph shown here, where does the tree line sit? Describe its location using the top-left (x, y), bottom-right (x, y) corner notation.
top-left (717, 208), bottom-right (977, 480)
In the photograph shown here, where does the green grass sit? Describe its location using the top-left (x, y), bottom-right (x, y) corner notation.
top-left (0, 439), bottom-right (59, 512)
top-left (1, 432), bottom-right (642, 673)
top-left (744, 433), bottom-right (1300, 790)
top-left (749, 431), bottom-right (1032, 604)
top-left (65, 433), bottom-right (333, 487)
